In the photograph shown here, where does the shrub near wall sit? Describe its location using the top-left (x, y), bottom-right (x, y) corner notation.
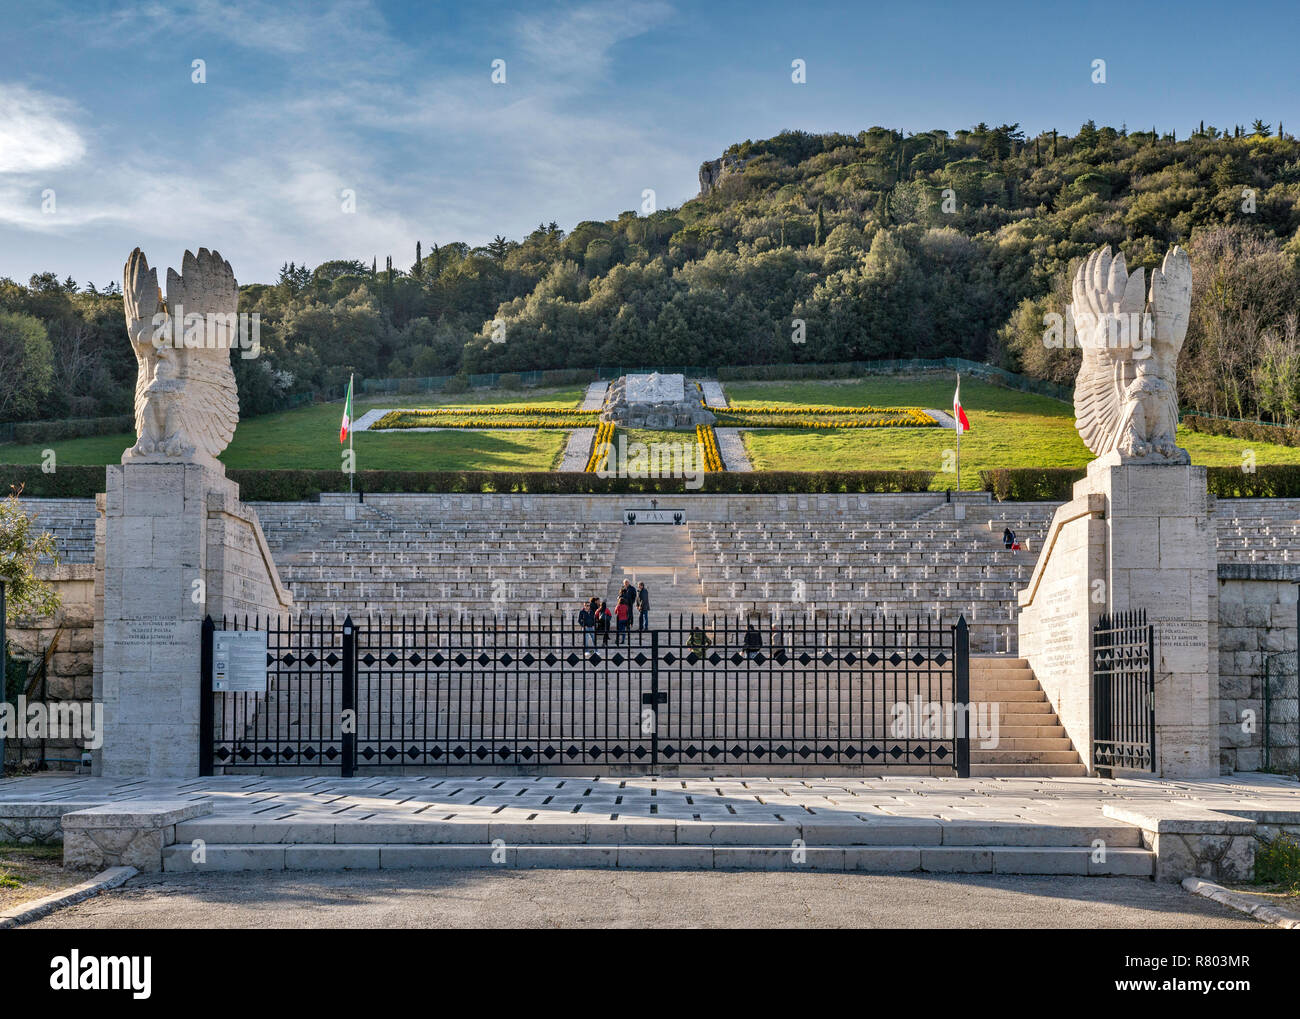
top-left (980, 468), bottom-right (1087, 501)
top-left (1206, 465), bottom-right (1300, 498)
top-left (1, 466), bottom-right (934, 499)
top-left (0, 464), bottom-right (106, 498)
top-left (1183, 414), bottom-right (1300, 448)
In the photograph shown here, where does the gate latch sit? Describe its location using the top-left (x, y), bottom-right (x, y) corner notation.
top-left (641, 691), bottom-right (667, 705)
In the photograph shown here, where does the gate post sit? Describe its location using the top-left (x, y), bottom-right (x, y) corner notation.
top-left (955, 616), bottom-right (970, 778)
top-left (649, 630), bottom-right (661, 770)
top-left (199, 615), bottom-right (214, 777)
top-left (341, 615), bottom-right (356, 778)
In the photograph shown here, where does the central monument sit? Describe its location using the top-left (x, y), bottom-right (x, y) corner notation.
top-left (95, 248), bottom-right (292, 778)
top-left (1018, 245), bottom-right (1218, 778)
top-left (602, 373), bottom-right (715, 429)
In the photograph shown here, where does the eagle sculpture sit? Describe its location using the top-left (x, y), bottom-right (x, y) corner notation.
top-left (1070, 245), bottom-right (1192, 464)
top-left (122, 247), bottom-right (240, 467)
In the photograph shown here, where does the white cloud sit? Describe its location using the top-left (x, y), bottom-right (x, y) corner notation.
top-left (515, 1), bottom-right (675, 77)
top-left (0, 84), bottom-right (86, 174)
top-left (0, 0), bottom-right (690, 282)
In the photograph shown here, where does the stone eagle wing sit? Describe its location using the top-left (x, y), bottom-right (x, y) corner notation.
top-left (164, 248), bottom-right (241, 460)
top-left (1071, 246), bottom-right (1146, 458)
top-left (123, 247), bottom-right (163, 441)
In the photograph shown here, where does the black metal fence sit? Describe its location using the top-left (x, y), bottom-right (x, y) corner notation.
top-left (201, 613), bottom-right (970, 776)
top-left (1092, 610), bottom-right (1155, 773)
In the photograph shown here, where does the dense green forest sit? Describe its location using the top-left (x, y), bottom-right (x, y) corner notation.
top-left (3, 119), bottom-right (1300, 426)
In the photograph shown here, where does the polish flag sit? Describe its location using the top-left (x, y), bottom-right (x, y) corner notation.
top-left (953, 378), bottom-right (970, 433)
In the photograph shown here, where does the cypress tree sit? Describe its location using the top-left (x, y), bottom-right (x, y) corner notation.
top-left (415, 240), bottom-right (422, 278)
top-left (1051, 129), bottom-right (1057, 157)
top-left (815, 202), bottom-right (825, 246)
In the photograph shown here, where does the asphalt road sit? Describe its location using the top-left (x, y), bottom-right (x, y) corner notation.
top-left (26, 870), bottom-right (1269, 929)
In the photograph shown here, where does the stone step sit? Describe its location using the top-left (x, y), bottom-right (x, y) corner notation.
top-left (972, 688), bottom-right (1047, 702)
top-left (160, 841), bottom-right (1151, 875)
top-left (969, 763), bottom-right (1090, 777)
top-left (969, 671), bottom-right (1037, 687)
top-left (969, 749), bottom-right (1082, 764)
top-left (173, 817), bottom-right (1141, 848)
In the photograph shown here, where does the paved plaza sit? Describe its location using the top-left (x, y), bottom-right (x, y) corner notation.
top-left (5, 771), bottom-right (1297, 830)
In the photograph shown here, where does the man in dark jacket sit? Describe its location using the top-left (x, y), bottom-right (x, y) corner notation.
top-left (636, 582), bottom-right (650, 631)
top-left (577, 601), bottom-right (595, 648)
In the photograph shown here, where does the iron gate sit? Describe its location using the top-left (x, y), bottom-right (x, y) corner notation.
top-left (201, 613), bottom-right (970, 775)
top-left (1092, 610), bottom-right (1155, 773)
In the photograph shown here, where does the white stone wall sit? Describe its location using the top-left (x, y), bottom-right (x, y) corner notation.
top-left (1016, 494), bottom-right (1107, 768)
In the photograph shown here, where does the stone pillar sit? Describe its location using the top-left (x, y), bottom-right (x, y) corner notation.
top-left (95, 461), bottom-right (291, 778)
top-left (1019, 458), bottom-right (1219, 778)
top-left (1083, 458), bottom-right (1218, 778)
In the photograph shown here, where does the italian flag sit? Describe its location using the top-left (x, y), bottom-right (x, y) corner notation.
top-left (339, 376), bottom-right (354, 443)
top-left (953, 378), bottom-right (970, 433)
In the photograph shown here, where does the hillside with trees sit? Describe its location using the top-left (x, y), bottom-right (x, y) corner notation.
top-left (3, 119), bottom-right (1299, 425)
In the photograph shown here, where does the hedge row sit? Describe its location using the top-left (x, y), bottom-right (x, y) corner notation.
top-left (1205, 465), bottom-right (1300, 497)
top-left (1182, 414), bottom-right (1300, 448)
top-left (0, 414), bottom-right (135, 446)
top-left (2, 465), bottom-right (937, 500)
top-left (979, 468), bottom-right (1087, 501)
top-left (979, 464), bottom-right (1300, 500)
top-left (15, 463), bottom-right (1299, 501)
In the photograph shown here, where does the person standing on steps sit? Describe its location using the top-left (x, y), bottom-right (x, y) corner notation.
top-left (636, 581), bottom-right (650, 631)
top-left (614, 598), bottom-right (631, 643)
top-left (618, 579), bottom-right (636, 615)
top-left (743, 622), bottom-right (762, 661)
top-left (577, 600), bottom-right (596, 648)
top-left (596, 599), bottom-right (612, 645)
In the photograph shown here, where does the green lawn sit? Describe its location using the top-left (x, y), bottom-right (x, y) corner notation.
top-left (1, 389), bottom-right (577, 472)
top-left (732, 378), bottom-right (1300, 490)
top-left (620, 429), bottom-right (703, 448)
top-left (5, 376), bottom-right (1294, 482)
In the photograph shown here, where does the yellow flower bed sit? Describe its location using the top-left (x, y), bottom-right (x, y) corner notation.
top-left (376, 408), bottom-right (597, 430)
top-left (714, 404), bottom-right (934, 429)
top-left (696, 424), bottom-right (724, 471)
top-left (585, 420), bottom-right (615, 472)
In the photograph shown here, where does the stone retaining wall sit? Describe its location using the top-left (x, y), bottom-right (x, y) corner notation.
top-left (4, 563), bottom-right (95, 773)
top-left (1217, 564), bottom-right (1300, 774)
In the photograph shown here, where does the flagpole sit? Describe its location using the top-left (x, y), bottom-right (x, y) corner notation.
top-left (348, 372), bottom-right (355, 495)
top-left (955, 372), bottom-right (961, 493)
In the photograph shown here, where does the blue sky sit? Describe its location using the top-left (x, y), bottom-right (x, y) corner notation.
top-left (0, 0), bottom-right (1297, 286)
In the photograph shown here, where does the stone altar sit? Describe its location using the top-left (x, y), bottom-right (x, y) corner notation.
top-left (601, 373), bottom-right (715, 429)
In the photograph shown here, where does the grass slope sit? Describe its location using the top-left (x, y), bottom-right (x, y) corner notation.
top-left (1, 387), bottom-right (581, 472)
top-left (731, 377), bottom-right (1300, 490)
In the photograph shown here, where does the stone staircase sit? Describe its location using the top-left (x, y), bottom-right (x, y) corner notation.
top-left (605, 524), bottom-right (708, 620)
top-left (969, 656), bottom-right (1087, 777)
top-left (161, 812), bottom-right (1150, 875)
